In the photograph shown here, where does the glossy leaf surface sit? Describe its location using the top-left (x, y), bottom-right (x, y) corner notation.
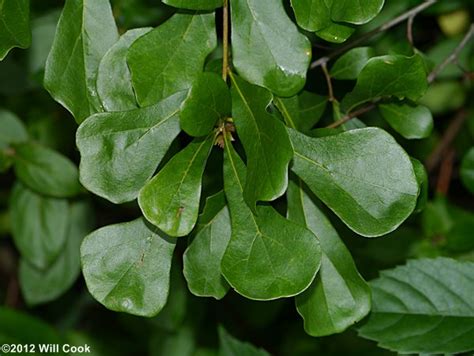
top-left (379, 101), bottom-right (433, 139)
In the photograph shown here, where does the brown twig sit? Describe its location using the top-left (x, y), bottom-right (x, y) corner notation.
top-left (407, 15), bottom-right (415, 46)
top-left (436, 148), bottom-right (455, 196)
top-left (321, 62), bottom-right (335, 102)
top-left (326, 102), bottom-right (377, 128)
top-left (222, 0), bottom-right (230, 81)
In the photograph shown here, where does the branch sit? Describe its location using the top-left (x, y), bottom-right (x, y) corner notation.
top-left (326, 102), bottom-right (377, 129)
top-left (222, 0), bottom-right (230, 81)
top-left (321, 62), bottom-right (335, 102)
top-left (311, 0), bottom-right (438, 69)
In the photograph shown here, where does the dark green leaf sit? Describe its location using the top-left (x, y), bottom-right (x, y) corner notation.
top-left (13, 142), bottom-right (81, 198)
top-left (163, 0), bottom-right (223, 10)
top-left (331, 0), bottom-right (385, 25)
top-left (10, 183), bottom-right (69, 269)
top-left (180, 72), bottom-right (231, 137)
top-left (81, 218), bottom-right (176, 317)
top-left (358, 258), bottom-right (474, 354)
top-left (76, 91), bottom-right (185, 204)
top-left (0, 0), bottom-right (31, 60)
top-left (287, 179), bottom-right (371, 336)
top-left (290, 0), bottom-right (331, 32)
top-left (183, 192), bottom-right (231, 299)
top-left (231, 0), bottom-right (311, 96)
top-left (0, 109), bottom-right (28, 149)
top-left (139, 135), bottom-right (214, 237)
top-left (97, 27), bottom-right (152, 112)
top-left (315, 22), bottom-right (355, 44)
top-left (230, 74), bottom-right (293, 210)
top-left (461, 147), bottom-right (474, 194)
top-left (128, 13), bottom-right (216, 107)
top-left (411, 158), bottom-right (428, 213)
top-left (379, 101), bottom-right (433, 139)
top-left (218, 326), bottom-right (270, 356)
top-left (289, 128), bottom-right (419, 237)
top-left (330, 47), bottom-right (376, 80)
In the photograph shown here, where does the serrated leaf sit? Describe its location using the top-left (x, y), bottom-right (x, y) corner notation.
top-left (183, 191), bottom-right (231, 299)
top-left (342, 54), bottom-right (428, 113)
top-left (44, 0), bottom-right (119, 123)
top-left (81, 218), bottom-right (176, 317)
top-left (331, 0), bottom-right (385, 25)
top-left (76, 91), bottom-right (185, 204)
top-left (139, 135), bottom-right (214, 237)
top-left (230, 74), bottom-right (293, 210)
top-left (287, 179), bottom-right (371, 336)
top-left (358, 258), bottom-right (474, 354)
top-left (379, 101), bottom-right (433, 139)
top-left (128, 13), bottom-right (216, 107)
top-left (10, 184), bottom-right (69, 269)
top-left (330, 47), bottom-right (376, 80)
top-left (218, 326), bottom-right (270, 356)
top-left (231, 0), bottom-right (311, 97)
top-left (97, 27), bottom-right (152, 112)
top-left (19, 200), bottom-right (94, 306)
top-left (0, 109), bottom-right (28, 149)
top-left (221, 140), bottom-right (321, 300)
top-left (0, 0), bottom-right (31, 60)
top-left (180, 72), bottom-right (231, 137)
top-left (289, 128), bottom-right (419, 237)
top-left (411, 158), bottom-right (428, 213)
top-left (461, 147), bottom-right (474, 194)
top-left (162, 0), bottom-right (223, 10)
top-left (13, 142), bottom-right (81, 198)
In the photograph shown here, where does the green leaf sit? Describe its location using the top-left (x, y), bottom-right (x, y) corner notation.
top-left (10, 184), bottom-right (69, 269)
top-left (379, 101), bottom-right (433, 139)
top-left (19, 200), bottom-right (95, 306)
top-left (13, 142), bottom-right (81, 198)
top-left (342, 54), bottom-right (428, 113)
top-left (287, 179), bottom-right (371, 337)
top-left (221, 140), bottom-right (321, 300)
top-left (274, 91), bottom-right (327, 132)
top-left (218, 326), bottom-right (270, 356)
top-left (289, 128), bottom-right (419, 237)
top-left (183, 191), bottom-right (231, 300)
top-left (180, 72), bottom-right (231, 137)
top-left (0, 0), bottom-right (31, 60)
top-left (230, 74), bottom-right (293, 210)
top-left (139, 135), bottom-right (214, 237)
top-left (331, 0), bottom-right (385, 25)
top-left (461, 147), bottom-right (474, 194)
top-left (44, 0), bottom-right (119, 123)
top-left (315, 22), bottom-right (355, 44)
top-left (358, 258), bottom-right (474, 354)
top-left (162, 0), bottom-right (223, 10)
top-left (76, 91), bottom-right (185, 204)
top-left (0, 109), bottom-right (28, 149)
top-left (81, 218), bottom-right (176, 317)
top-left (97, 27), bottom-right (152, 112)
top-left (231, 0), bottom-right (311, 97)
top-left (330, 47), bottom-right (376, 80)
top-left (411, 158), bottom-right (428, 213)
top-left (290, 0), bottom-right (331, 32)
top-left (128, 13), bottom-right (216, 107)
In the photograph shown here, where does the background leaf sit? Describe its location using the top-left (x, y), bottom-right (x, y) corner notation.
top-left (0, 0), bottom-right (31, 60)
top-left (218, 326), bottom-right (270, 356)
top-left (461, 147), bottom-right (474, 194)
top-left (379, 101), bottom-right (433, 139)
top-left (162, 0), bottom-right (223, 10)
top-left (330, 47), bottom-right (376, 80)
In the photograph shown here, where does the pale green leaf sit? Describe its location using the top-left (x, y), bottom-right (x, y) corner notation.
top-left (0, 0), bottom-right (31, 60)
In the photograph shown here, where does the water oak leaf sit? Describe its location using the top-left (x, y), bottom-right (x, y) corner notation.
top-left (139, 135), bottom-right (214, 237)
top-left (358, 258), bottom-right (474, 354)
top-left (97, 28), bottom-right (152, 112)
top-left (379, 101), bottom-right (433, 139)
top-left (0, 0), bottom-right (31, 60)
top-left (20, 201), bottom-right (94, 306)
top-left (290, 0), bottom-right (331, 32)
top-left (342, 54), bottom-right (428, 112)
top-left (230, 74), bottom-right (293, 210)
top-left (10, 184), bottom-right (69, 269)
top-left (218, 326), bottom-right (270, 356)
top-left (316, 22), bottom-right (355, 44)
top-left (128, 13), bottom-right (216, 107)
top-left (0, 110), bottom-right (28, 149)
top-left (180, 72), bottom-right (231, 137)
top-left (183, 192), bottom-right (231, 299)
top-left (289, 128), bottom-right (419, 237)
top-left (81, 218), bottom-right (176, 317)
top-left (331, 0), bottom-right (385, 25)
top-left (460, 147), bottom-right (474, 194)
top-left (287, 179), bottom-right (371, 336)
top-left (44, 0), bottom-right (119, 123)
top-left (163, 0), bottom-right (223, 10)
top-left (330, 47), bottom-right (376, 80)
top-left (221, 141), bottom-right (321, 300)
top-left (231, 0), bottom-right (311, 97)
top-left (13, 142), bottom-right (81, 198)
top-left (76, 92), bottom-right (185, 204)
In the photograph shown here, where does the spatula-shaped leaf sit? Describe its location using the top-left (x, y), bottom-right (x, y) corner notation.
top-left (231, 0), bottom-right (311, 97)
top-left (379, 101), bottom-right (433, 139)
top-left (10, 183), bottom-right (69, 269)
top-left (221, 138), bottom-right (321, 300)
top-left (358, 258), bottom-right (474, 354)
top-left (183, 191), bottom-right (231, 299)
top-left (342, 54), bottom-right (428, 112)
top-left (76, 91), bottom-right (185, 204)
top-left (13, 142), bottom-right (82, 198)
top-left (97, 28), bottom-right (152, 112)
top-left (128, 13), bottom-right (216, 107)
top-left (289, 128), bottom-right (419, 237)
top-left (287, 179), bottom-right (371, 336)
top-left (139, 135), bottom-right (214, 237)
top-left (81, 218), bottom-right (176, 317)
top-left (163, 0), bottom-right (223, 10)
top-left (230, 74), bottom-right (293, 210)
top-left (44, 0), bottom-right (119, 123)
top-left (0, 0), bottom-right (31, 60)
top-left (180, 72), bottom-right (231, 137)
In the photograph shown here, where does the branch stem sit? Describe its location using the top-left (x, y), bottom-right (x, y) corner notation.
top-left (222, 0), bottom-right (230, 81)
top-left (321, 62), bottom-right (335, 102)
